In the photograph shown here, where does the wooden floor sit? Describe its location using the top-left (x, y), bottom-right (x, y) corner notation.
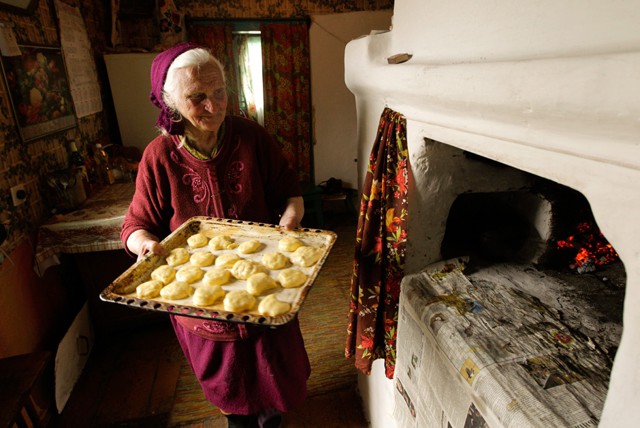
top-left (50, 213), bottom-right (368, 427)
top-left (50, 321), bottom-right (368, 428)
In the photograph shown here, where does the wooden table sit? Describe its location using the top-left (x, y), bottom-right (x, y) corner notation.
top-left (34, 183), bottom-right (135, 277)
top-left (34, 183), bottom-right (164, 336)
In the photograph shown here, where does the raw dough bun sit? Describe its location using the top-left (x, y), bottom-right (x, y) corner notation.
top-left (190, 251), bottom-right (215, 267)
top-left (261, 252), bottom-right (288, 270)
top-left (160, 281), bottom-right (194, 300)
top-left (278, 236), bottom-right (304, 252)
top-left (193, 285), bottom-right (225, 306)
top-left (278, 268), bottom-right (308, 289)
top-left (258, 294), bottom-right (291, 317)
top-left (203, 268), bottom-right (232, 286)
top-left (246, 272), bottom-right (277, 296)
top-left (215, 253), bottom-right (241, 269)
top-left (290, 246), bottom-right (323, 267)
top-left (136, 280), bottom-right (163, 299)
top-left (187, 233), bottom-right (208, 248)
top-left (223, 290), bottom-right (256, 312)
top-left (166, 247), bottom-right (190, 266)
top-left (237, 239), bottom-right (263, 254)
top-left (151, 265), bottom-right (176, 284)
top-left (175, 265), bottom-right (205, 283)
top-left (208, 235), bottom-right (236, 250)
top-left (231, 259), bottom-right (264, 280)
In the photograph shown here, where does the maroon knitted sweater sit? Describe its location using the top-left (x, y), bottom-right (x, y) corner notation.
top-left (121, 115), bottom-right (301, 251)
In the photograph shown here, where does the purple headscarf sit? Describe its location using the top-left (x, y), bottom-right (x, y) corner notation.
top-left (149, 41), bottom-right (200, 135)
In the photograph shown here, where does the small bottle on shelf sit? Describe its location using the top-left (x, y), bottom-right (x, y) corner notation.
top-left (68, 140), bottom-right (84, 168)
top-left (95, 143), bottom-right (115, 185)
top-left (84, 144), bottom-right (98, 188)
top-left (66, 140), bottom-right (87, 208)
top-left (68, 140), bottom-right (91, 195)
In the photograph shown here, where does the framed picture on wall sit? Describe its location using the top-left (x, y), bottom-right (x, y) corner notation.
top-left (0, 45), bottom-right (76, 141)
top-left (0, 0), bottom-right (38, 15)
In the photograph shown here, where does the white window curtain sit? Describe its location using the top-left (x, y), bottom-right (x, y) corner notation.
top-left (236, 33), bottom-right (264, 125)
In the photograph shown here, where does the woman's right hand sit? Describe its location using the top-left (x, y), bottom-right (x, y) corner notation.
top-left (126, 229), bottom-right (169, 261)
top-left (136, 240), bottom-right (168, 262)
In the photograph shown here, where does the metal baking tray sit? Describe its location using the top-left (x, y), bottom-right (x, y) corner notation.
top-left (100, 217), bottom-right (337, 326)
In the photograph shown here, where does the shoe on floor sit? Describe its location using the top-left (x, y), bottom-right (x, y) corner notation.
top-left (258, 408), bottom-right (283, 428)
top-left (225, 413), bottom-right (259, 428)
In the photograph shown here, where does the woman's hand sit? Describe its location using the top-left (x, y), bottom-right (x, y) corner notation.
top-left (279, 196), bottom-right (304, 230)
top-left (126, 229), bottom-right (169, 261)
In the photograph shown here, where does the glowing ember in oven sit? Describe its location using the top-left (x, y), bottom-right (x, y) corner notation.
top-left (556, 222), bottom-right (619, 273)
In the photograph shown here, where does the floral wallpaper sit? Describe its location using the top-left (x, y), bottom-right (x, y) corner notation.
top-left (175, 0), bottom-right (393, 18)
top-left (120, 0), bottom-right (394, 51)
top-left (0, 0), bottom-right (110, 257)
top-left (0, 0), bottom-right (392, 259)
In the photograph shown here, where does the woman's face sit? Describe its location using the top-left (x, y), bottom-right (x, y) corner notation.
top-left (173, 62), bottom-right (228, 134)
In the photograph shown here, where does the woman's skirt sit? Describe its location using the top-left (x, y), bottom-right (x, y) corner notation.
top-left (171, 316), bottom-right (311, 415)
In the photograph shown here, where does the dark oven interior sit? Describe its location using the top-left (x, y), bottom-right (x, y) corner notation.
top-left (438, 151), bottom-right (625, 360)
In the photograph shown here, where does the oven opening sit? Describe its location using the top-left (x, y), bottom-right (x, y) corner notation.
top-left (441, 190), bottom-right (547, 264)
top-left (438, 155), bottom-right (625, 361)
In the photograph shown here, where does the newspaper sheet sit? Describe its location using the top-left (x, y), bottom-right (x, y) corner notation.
top-left (394, 258), bottom-right (608, 428)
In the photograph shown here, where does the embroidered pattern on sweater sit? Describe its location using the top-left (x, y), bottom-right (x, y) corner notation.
top-left (208, 168), bottom-right (224, 217)
top-left (226, 160), bottom-right (244, 194)
top-left (196, 321), bottom-right (238, 335)
top-left (225, 161), bottom-right (244, 218)
top-left (171, 150), bottom-right (211, 213)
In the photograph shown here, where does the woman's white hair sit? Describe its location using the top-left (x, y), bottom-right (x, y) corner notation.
top-left (162, 48), bottom-right (226, 113)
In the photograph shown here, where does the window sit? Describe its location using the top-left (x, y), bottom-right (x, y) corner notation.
top-left (234, 31), bottom-right (264, 125)
top-left (188, 18), bottom-right (312, 182)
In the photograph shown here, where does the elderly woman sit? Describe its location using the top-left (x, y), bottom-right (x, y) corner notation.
top-left (121, 42), bottom-right (309, 428)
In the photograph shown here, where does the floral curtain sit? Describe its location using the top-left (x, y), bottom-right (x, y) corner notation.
top-left (188, 22), bottom-right (241, 116)
top-left (260, 22), bottom-right (312, 184)
top-left (345, 107), bottom-right (409, 378)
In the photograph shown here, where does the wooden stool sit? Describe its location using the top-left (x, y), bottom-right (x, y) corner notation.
top-left (0, 351), bottom-right (51, 428)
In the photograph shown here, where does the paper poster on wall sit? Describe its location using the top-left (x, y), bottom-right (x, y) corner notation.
top-left (54, 0), bottom-right (102, 118)
top-left (0, 23), bottom-right (21, 56)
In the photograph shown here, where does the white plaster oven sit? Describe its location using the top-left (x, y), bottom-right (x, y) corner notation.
top-left (345, 1), bottom-right (640, 426)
